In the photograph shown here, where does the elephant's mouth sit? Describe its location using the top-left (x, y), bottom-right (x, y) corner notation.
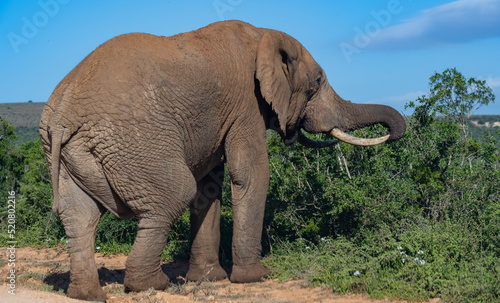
top-left (297, 128), bottom-right (390, 148)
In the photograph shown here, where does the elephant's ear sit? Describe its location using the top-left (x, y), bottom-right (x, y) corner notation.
top-left (256, 31), bottom-right (297, 138)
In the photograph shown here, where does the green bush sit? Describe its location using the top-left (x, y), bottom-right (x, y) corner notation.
top-left (262, 69), bottom-right (499, 302)
top-left (0, 137), bottom-right (66, 247)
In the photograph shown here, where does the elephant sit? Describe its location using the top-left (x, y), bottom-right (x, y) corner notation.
top-left (39, 20), bottom-right (405, 301)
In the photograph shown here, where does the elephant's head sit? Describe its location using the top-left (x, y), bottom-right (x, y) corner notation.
top-left (256, 30), bottom-right (405, 147)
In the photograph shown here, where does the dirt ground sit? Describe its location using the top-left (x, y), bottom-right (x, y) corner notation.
top-left (1, 247), bottom-right (440, 303)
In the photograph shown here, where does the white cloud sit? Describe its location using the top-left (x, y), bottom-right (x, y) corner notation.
top-left (368, 0), bottom-right (500, 50)
top-left (486, 76), bottom-right (500, 90)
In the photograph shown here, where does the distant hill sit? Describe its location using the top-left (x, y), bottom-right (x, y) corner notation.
top-left (469, 115), bottom-right (500, 128)
top-left (0, 102), bottom-right (45, 145)
top-left (467, 115), bottom-right (500, 146)
top-left (0, 102), bottom-right (45, 127)
top-left (1, 102), bottom-right (499, 146)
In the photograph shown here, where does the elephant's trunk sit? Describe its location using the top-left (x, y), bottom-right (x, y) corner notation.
top-left (334, 93), bottom-right (406, 143)
top-left (300, 84), bottom-right (406, 148)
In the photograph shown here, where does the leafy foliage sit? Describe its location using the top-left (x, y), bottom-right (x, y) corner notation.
top-left (264, 69), bottom-right (499, 302)
top-left (0, 131), bottom-right (65, 246)
top-left (1, 117), bottom-right (17, 193)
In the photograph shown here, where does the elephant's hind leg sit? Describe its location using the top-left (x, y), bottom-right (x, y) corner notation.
top-left (123, 164), bottom-right (198, 292)
top-left (56, 167), bottom-right (106, 302)
top-left (186, 165), bottom-right (228, 281)
top-left (123, 222), bottom-right (171, 292)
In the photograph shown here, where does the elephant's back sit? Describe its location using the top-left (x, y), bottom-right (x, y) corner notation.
top-left (40, 21), bottom-right (263, 166)
top-left (40, 31), bottom-right (213, 161)
top-left (42, 20), bottom-right (262, 124)
top-left (41, 33), bottom-right (175, 131)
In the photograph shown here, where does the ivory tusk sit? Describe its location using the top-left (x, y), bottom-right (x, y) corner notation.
top-left (297, 129), bottom-right (339, 148)
top-left (329, 128), bottom-right (390, 146)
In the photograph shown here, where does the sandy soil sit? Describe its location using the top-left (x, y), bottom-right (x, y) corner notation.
top-left (1, 247), bottom-right (440, 303)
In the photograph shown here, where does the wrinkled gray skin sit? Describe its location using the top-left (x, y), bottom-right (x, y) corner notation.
top-left (39, 20), bottom-right (405, 301)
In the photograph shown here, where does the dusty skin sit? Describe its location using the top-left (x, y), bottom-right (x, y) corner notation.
top-left (0, 247), bottom-right (440, 303)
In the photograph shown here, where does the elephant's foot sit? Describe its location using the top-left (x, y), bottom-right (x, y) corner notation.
top-left (124, 267), bottom-right (169, 292)
top-left (186, 263), bottom-right (228, 281)
top-left (230, 262), bottom-right (271, 283)
top-left (67, 282), bottom-right (107, 302)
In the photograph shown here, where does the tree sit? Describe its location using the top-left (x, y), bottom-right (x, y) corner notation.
top-left (0, 116), bottom-right (16, 149)
top-left (0, 117), bottom-right (17, 192)
top-left (428, 68), bottom-right (495, 138)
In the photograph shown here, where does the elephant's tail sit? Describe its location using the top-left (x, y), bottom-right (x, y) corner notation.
top-left (46, 84), bottom-right (78, 214)
top-left (49, 125), bottom-right (65, 214)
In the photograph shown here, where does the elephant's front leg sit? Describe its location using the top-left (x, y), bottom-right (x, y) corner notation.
top-left (226, 129), bottom-right (272, 283)
top-left (186, 165), bottom-right (228, 281)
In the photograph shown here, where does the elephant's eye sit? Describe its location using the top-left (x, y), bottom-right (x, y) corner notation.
top-left (316, 77), bottom-right (322, 86)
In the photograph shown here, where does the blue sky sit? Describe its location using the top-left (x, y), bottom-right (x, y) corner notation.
top-left (1, 0), bottom-right (499, 114)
